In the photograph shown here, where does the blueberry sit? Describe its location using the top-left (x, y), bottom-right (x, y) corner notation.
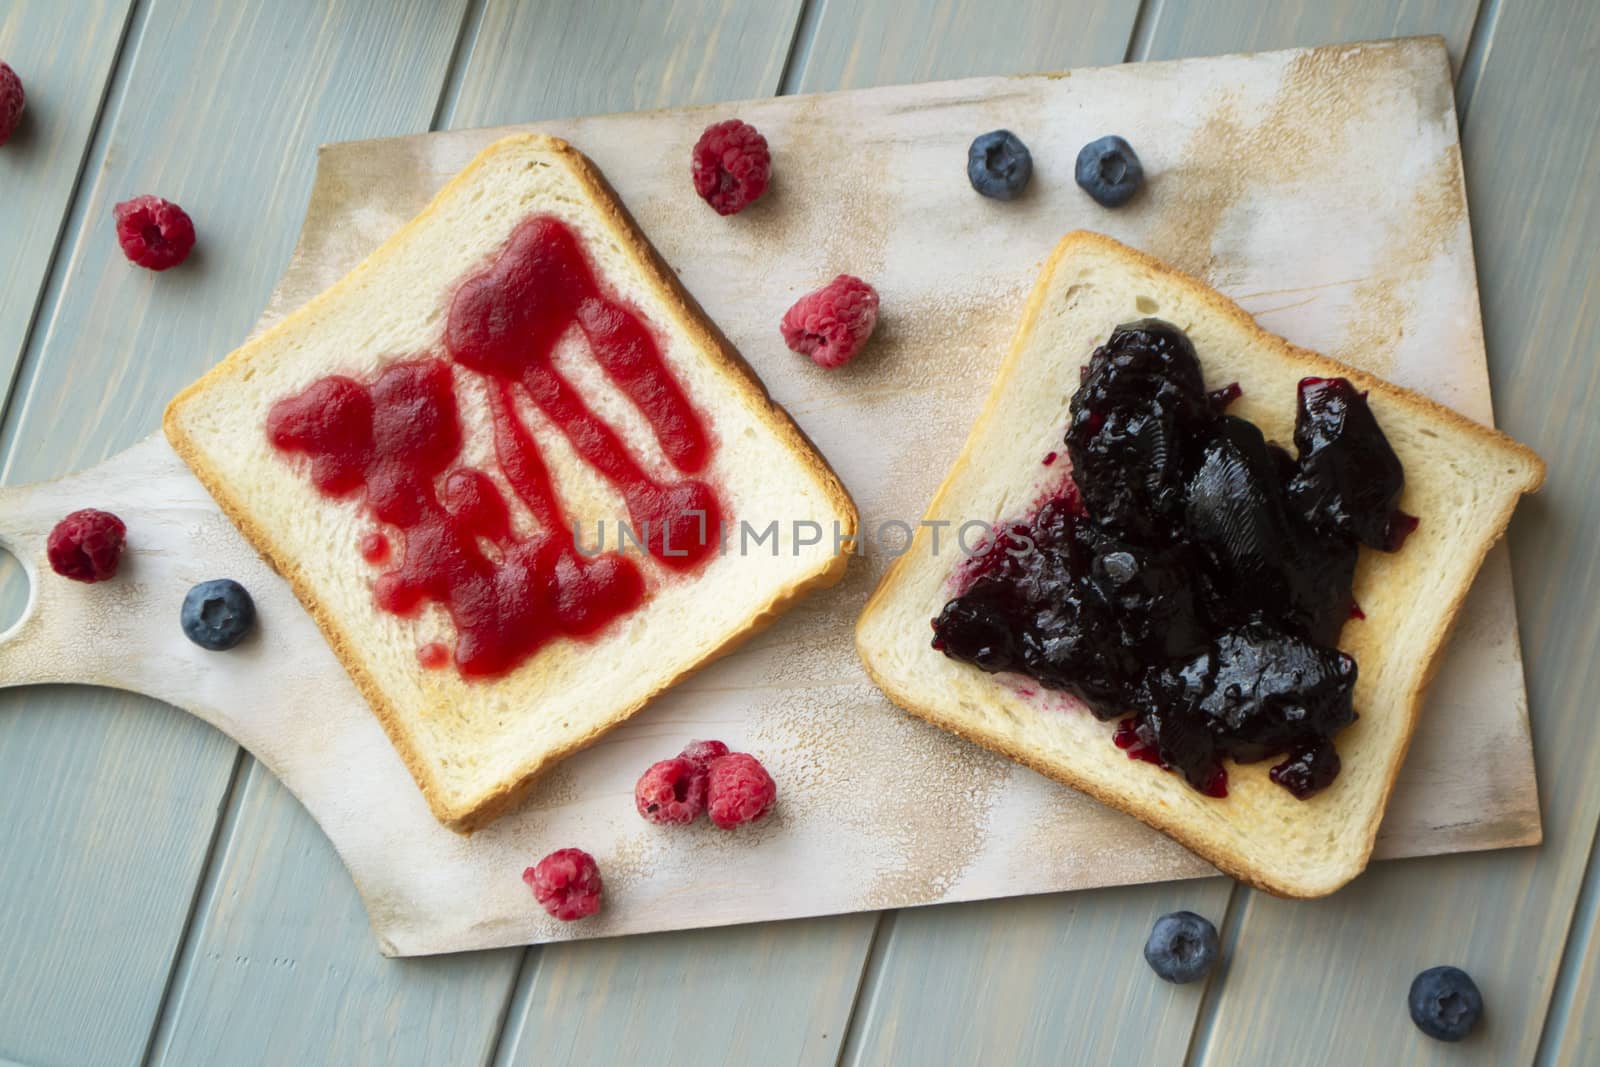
top-left (181, 579), bottom-right (256, 651)
top-left (1075, 135), bottom-right (1144, 207)
top-left (1408, 966), bottom-right (1482, 1042)
top-left (1143, 911), bottom-right (1219, 983)
top-left (967, 130), bottom-right (1033, 201)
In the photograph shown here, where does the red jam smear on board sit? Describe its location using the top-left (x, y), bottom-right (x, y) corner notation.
top-left (267, 216), bottom-right (723, 679)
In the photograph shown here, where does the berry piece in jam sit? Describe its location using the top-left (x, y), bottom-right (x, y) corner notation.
top-left (1139, 626), bottom-right (1356, 780)
top-left (933, 318), bottom-right (1408, 800)
top-left (1184, 415), bottom-right (1357, 646)
top-left (1270, 740), bottom-right (1342, 799)
top-left (1208, 382), bottom-right (1242, 411)
top-left (1066, 320), bottom-right (1210, 542)
top-left (1289, 377), bottom-right (1414, 551)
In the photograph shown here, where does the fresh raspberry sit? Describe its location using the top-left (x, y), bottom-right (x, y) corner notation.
top-left (678, 738), bottom-right (730, 774)
top-left (634, 757), bottom-right (707, 825)
top-left (706, 752), bottom-right (777, 829)
top-left (523, 848), bottom-right (603, 921)
top-left (113, 195), bottom-right (196, 271)
top-left (47, 509), bottom-right (127, 583)
top-left (691, 119), bottom-right (770, 215)
top-left (780, 275), bottom-right (880, 369)
top-left (0, 63), bottom-right (24, 147)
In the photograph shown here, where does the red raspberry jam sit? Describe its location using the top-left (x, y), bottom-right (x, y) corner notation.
top-left (359, 532), bottom-right (390, 563)
top-left (267, 216), bottom-right (723, 679)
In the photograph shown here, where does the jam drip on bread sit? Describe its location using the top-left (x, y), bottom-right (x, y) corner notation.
top-left (268, 215), bottom-right (722, 678)
top-left (932, 320), bottom-right (1413, 799)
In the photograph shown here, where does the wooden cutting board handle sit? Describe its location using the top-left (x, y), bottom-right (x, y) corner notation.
top-left (0, 434), bottom-right (269, 700)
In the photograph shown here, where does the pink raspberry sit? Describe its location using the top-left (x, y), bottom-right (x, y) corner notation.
top-left (678, 738), bottom-right (729, 774)
top-left (634, 757), bottom-right (707, 825)
top-left (113, 195), bottom-right (196, 271)
top-left (47, 509), bottom-right (127, 583)
top-left (781, 275), bottom-right (880, 369)
top-left (706, 752), bottom-right (777, 829)
top-left (691, 119), bottom-right (770, 215)
top-left (523, 848), bottom-right (603, 921)
top-left (0, 62), bottom-right (24, 147)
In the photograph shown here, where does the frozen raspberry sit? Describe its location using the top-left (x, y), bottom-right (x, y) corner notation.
top-left (634, 757), bottom-right (707, 825)
top-left (113, 195), bottom-right (196, 271)
top-left (691, 119), bottom-right (770, 215)
top-left (781, 275), bottom-right (880, 369)
top-left (706, 752), bottom-right (777, 829)
top-left (0, 63), bottom-right (24, 148)
top-left (47, 509), bottom-right (127, 583)
top-left (678, 739), bottom-right (730, 774)
top-left (523, 848), bottom-right (602, 921)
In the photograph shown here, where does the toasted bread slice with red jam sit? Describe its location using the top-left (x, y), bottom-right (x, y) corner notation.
top-left (166, 134), bottom-right (856, 831)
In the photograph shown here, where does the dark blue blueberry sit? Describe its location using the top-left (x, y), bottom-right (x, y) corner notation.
top-left (1144, 911), bottom-right (1220, 983)
top-left (1408, 966), bottom-right (1483, 1042)
top-left (967, 130), bottom-right (1033, 201)
top-left (1075, 135), bottom-right (1144, 207)
top-left (181, 579), bottom-right (256, 651)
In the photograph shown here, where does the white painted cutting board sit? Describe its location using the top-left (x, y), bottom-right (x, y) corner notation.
top-left (0, 37), bottom-right (1538, 956)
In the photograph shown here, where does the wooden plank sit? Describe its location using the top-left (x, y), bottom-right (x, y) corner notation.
top-left (1127, 0), bottom-right (1600, 1064)
top-left (841, 881), bottom-right (1235, 1065)
top-left (0, 2), bottom-right (474, 1065)
top-left (1476, 0), bottom-right (1600, 1062)
top-left (794, 0), bottom-right (1140, 89)
top-left (148, 765), bottom-right (522, 1066)
top-left (498, 915), bottom-right (878, 1067)
top-left (151, 1), bottom-right (823, 1064)
top-left (1551, 874), bottom-right (1600, 1065)
top-left (0, 0), bottom-right (135, 409)
top-left (1138, 0), bottom-right (1482, 68)
top-left (447, 0), bottom-right (805, 126)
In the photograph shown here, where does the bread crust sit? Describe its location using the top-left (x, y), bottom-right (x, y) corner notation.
top-left (856, 230), bottom-right (1544, 897)
top-left (166, 135), bottom-right (857, 832)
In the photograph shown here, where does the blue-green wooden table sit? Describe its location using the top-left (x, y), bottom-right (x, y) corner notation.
top-left (1, 2), bottom-right (1596, 1064)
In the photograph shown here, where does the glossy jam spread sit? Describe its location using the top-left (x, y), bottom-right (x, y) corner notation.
top-left (932, 320), bottom-right (1414, 799)
top-left (268, 216), bottom-right (722, 678)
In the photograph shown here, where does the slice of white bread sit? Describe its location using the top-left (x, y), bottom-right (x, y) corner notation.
top-left (856, 231), bottom-right (1543, 897)
top-left (166, 134), bottom-right (856, 832)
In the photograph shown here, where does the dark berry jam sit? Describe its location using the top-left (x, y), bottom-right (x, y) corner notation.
top-left (932, 320), bottom-right (1413, 799)
top-left (268, 216), bottom-right (723, 679)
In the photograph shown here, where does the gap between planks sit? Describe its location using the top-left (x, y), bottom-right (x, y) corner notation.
top-left (1535, 818), bottom-right (1600, 1063)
